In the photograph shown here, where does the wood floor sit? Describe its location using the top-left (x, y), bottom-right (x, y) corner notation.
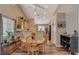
top-left (12, 41), bottom-right (71, 55)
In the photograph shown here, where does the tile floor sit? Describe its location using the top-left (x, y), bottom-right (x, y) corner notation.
top-left (12, 41), bottom-right (71, 55)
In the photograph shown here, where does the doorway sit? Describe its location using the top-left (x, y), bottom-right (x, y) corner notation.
top-left (49, 25), bottom-right (51, 41)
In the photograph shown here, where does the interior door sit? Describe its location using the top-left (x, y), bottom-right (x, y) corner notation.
top-left (49, 25), bottom-right (51, 41)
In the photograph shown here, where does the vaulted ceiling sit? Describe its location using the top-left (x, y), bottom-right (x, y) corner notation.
top-left (20, 4), bottom-right (58, 24)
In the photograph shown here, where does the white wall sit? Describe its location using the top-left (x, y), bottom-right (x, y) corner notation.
top-left (53, 5), bottom-right (78, 47)
top-left (57, 5), bottom-right (78, 35)
top-left (52, 15), bottom-right (58, 45)
top-left (34, 17), bottom-right (50, 24)
top-left (0, 5), bottom-right (25, 19)
top-left (65, 5), bottom-right (78, 35)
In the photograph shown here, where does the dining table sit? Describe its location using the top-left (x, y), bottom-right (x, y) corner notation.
top-left (21, 36), bottom-right (45, 55)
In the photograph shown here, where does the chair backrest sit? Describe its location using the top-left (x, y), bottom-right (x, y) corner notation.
top-left (22, 31), bottom-right (32, 38)
top-left (35, 31), bottom-right (44, 40)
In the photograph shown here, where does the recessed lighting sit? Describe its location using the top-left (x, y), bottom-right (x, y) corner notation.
top-left (43, 12), bottom-right (46, 15)
top-left (34, 12), bottom-right (37, 15)
top-left (32, 5), bottom-right (35, 8)
top-left (11, 4), bottom-right (16, 6)
top-left (43, 16), bottom-right (46, 19)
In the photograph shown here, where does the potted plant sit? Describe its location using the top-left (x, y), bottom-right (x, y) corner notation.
top-left (6, 31), bottom-right (15, 43)
top-left (17, 24), bottom-right (21, 29)
top-left (16, 24), bottom-right (22, 31)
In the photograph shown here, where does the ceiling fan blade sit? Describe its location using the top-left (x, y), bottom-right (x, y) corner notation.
top-left (33, 4), bottom-right (45, 9)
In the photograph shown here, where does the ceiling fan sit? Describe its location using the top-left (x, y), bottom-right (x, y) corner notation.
top-left (33, 4), bottom-right (44, 16)
top-left (33, 4), bottom-right (47, 9)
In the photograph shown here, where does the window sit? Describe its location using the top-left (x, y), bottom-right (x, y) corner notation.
top-left (2, 16), bottom-right (15, 40)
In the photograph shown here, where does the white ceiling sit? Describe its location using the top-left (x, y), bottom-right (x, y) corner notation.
top-left (20, 4), bottom-right (58, 24)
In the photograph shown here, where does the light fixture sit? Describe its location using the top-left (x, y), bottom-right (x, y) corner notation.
top-left (34, 12), bottom-right (37, 15)
top-left (43, 12), bottom-right (46, 15)
top-left (43, 16), bottom-right (46, 19)
top-left (11, 4), bottom-right (16, 6)
top-left (44, 5), bottom-right (48, 8)
top-left (32, 5), bottom-right (35, 8)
